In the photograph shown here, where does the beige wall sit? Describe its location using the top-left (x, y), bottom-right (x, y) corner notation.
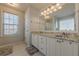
top-left (30, 7), bottom-right (45, 31)
top-left (0, 5), bottom-right (25, 45)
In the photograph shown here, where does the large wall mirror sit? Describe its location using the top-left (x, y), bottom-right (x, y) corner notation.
top-left (44, 3), bottom-right (76, 32)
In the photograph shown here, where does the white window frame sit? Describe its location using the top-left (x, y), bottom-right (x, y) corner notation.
top-left (3, 12), bottom-right (19, 35)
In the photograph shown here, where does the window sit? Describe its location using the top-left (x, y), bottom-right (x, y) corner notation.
top-left (3, 12), bottom-right (18, 35)
top-left (56, 16), bottom-right (75, 31)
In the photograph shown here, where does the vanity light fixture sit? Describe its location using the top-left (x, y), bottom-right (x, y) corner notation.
top-left (41, 3), bottom-right (63, 19)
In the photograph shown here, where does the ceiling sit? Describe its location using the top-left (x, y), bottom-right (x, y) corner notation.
top-left (0, 3), bottom-right (75, 18)
top-left (0, 3), bottom-right (51, 11)
top-left (29, 3), bottom-right (52, 10)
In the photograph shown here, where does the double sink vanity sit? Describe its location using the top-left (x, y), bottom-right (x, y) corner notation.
top-left (31, 31), bottom-right (79, 56)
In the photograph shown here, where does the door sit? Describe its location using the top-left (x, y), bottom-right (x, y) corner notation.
top-left (47, 37), bottom-right (56, 56)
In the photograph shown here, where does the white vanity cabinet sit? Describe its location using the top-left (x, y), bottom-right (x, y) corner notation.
top-left (32, 33), bottom-right (79, 56)
top-left (32, 34), bottom-right (47, 55)
top-left (46, 37), bottom-right (79, 56)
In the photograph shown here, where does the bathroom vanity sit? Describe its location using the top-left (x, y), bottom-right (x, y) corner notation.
top-left (31, 31), bottom-right (79, 56)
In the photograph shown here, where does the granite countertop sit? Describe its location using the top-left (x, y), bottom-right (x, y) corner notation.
top-left (31, 31), bottom-right (79, 43)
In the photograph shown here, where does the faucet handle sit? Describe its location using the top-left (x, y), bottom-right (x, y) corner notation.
top-left (62, 32), bottom-right (65, 35)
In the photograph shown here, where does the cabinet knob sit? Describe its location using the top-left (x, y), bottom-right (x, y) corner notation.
top-left (69, 41), bottom-right (72, 45)
top-left (57, 40), bottom-right (59, 42)
top-left (61, 39), bottom-right (64, 42)
top-left (57, 40), bottom-right (61, 43)
top-left (57, 39), bottom-right (64, 43)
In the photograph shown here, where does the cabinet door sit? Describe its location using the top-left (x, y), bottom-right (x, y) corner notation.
top-left (73, 42), bottom-right (78, 56)
top-left (61, 40), bottom-right (78, 56)
top-left (41, 36), bottom-right (47, 55)
top-left (38, 35), bottom-right (47, 55)
top-left (32, 34), bottom-right (36, 46)
top-left (47, 37), bottom-right (56, 56)
top-left (32, 34), bottom-right (38, 48)
top-left (61, 40), bottom-right (73, 56)
top-left (35, 35), bottom-right (39, 48)
top-left (38, 35), bottom-right (42, 51)
top-left (55, 39), bottom-right (62, 56)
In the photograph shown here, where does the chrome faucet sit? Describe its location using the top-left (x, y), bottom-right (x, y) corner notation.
top-left (62, 32), bottom-right (70, 38)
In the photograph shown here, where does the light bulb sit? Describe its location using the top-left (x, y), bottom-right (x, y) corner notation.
top-left (49, 10), bottom-right (52, 13)
top-left (58, 6), bottom-right (62, 9)
top-left (41, 12), bottom-right (44, 15)
top-left (44, 10), bottom-right (47, 13)
top-left (53, 9), bottom-right (57, 12)
top-left (56, 3), bottom-right (60, 6)
top-left (51, 6), bottom-right (54, 9)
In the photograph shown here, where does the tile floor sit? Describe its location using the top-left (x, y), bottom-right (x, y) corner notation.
top-left (8, 42), bottom-right (43, 56)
